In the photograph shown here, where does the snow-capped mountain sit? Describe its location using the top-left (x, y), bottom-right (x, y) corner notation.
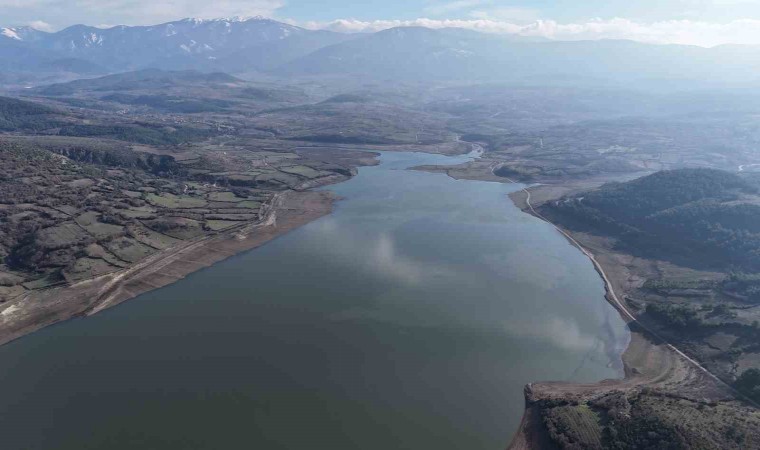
top-left (5, 16), bottom-right (760, 86)
top-left (0, 17), bottom-right (351, 73)
top-left (0, 26), bottom-right (46, 42)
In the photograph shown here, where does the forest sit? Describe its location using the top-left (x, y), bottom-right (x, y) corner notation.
top-left (542, 168), bottom-right (760, 271)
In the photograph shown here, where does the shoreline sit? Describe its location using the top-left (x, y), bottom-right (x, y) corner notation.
top-left (1, 146), bottom-right (746, 447)
top-left (0, 143), bottom-right (474, 348)
top-left (505, 186), bottom-right (740, 449)
top-left (408, 160), bottom-right (742, 447)
top-left (0, 189), bottom-right (336, 347)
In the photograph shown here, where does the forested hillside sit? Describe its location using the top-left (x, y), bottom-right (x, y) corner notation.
top-left (543, 168), bottom-right (760, 270)
top-left (0, 96), bottom-right (66, 131)
top-left (541, 168), bottom-right (760, 406)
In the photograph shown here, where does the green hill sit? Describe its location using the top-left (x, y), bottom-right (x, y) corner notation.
top-left (0, 96), bottom-right (65, 131)
top-left (543, 168), bottom-right (760, 270)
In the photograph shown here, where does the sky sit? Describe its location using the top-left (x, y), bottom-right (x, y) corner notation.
top-left (4, 0), bottom-right (760, 46)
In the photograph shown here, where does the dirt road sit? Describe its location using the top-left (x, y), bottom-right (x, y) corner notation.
top-left (0, 190), bottom-right (336, 347)
top-left (505, 180), bottom-right (750, 449)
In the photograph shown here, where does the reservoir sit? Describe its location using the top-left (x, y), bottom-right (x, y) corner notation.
top-left (0, 151), bottom-right (629, 449)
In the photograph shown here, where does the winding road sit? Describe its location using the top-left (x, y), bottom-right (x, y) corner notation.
top-left (520, 187), bottom-right (726, 385)
top-left (500, 174), bottom-right (749, 400)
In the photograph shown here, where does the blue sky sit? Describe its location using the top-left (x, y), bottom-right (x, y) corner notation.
top-left (3, 0), bottom-right (760, 46)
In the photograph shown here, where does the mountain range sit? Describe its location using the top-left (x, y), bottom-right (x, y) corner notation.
top-left (0, 17), bottom-right (352, 75)
top-left (4, 16), bottom-right (760, 87)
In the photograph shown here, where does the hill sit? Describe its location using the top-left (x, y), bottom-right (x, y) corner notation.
top-left (542, 168), bottom-right (760, 270)
top-left (0, 96), bottom-right (66, 131)
top-left (0, 18), bottom-right (349, 74)
top-left (37, 69), bottom-right (241, 96)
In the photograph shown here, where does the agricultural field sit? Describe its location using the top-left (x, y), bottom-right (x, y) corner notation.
top-left (0, 96), bottom-right (373, 302)
top-left (3, 76), bottom-right (439, 304)
top-left (6, 65), bottom-right (760, 450)
top-left (0, 141), bottom-right (276, 292)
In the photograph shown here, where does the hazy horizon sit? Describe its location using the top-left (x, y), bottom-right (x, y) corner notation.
top-left (3, 1), bottom-right (760, 449)
top-left (4, 0), bottom-right (760, 48)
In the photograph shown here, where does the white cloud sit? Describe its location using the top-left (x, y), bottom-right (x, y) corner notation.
top-left (27, 20), bottom-right (53, 32)
top-left (521, 18), bottom-right (760, 47)
top-left (4, 1), bottom-right (760, 47)
top-left (306, 17), bottom-right (760, 47)
top-left (304, 18), bottom-right (522, 34)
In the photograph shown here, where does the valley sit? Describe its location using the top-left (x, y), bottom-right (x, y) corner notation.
top-left (2, 15), bottom-right (760, 449)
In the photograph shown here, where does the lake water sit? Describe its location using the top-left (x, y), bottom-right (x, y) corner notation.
top-left (0, 151), bottom-right (629, 450)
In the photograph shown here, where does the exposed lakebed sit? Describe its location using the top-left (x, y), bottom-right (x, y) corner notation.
top-left (0, 151), bottom-right (629, 449)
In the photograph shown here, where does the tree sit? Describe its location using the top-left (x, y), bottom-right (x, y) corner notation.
top-left (734, 368), bottom-right (760, 402)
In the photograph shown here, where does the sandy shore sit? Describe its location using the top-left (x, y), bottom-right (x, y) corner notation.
top-left (0, 189), bottom-right (336, 347)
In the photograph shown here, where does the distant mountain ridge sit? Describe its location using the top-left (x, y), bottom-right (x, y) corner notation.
top-left (0, 17), bottom-right (352, 74)
top-left (5, 17), bottom-right (760, 86)
top-left (276, 26), bottom-right (760, 86)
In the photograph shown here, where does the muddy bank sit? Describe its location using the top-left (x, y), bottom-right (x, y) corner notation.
top-left (412, 160), bottom-right (753, 447)
top-left (506, 186), bottom-right (742, 449)
top-left (0, 190), bottom-right (335, 347)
